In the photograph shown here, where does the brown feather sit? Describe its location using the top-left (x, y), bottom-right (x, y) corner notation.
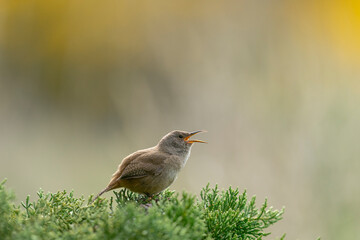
top-left (90, 130), bottom-right (205, 204)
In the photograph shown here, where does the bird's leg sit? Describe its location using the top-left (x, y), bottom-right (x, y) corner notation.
top-left (146, 193), bottom-right (162, 203)
top-left (152, 193), bottom-right (162, 203)
top-left (137, 192), bottom-right (152, 203)
top-left (144, 193), bottom-right (153, 202)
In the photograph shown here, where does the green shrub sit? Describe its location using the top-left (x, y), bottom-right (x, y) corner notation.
top-left (0, 180), bottom-right (284, 239)
top-left (200, 185), bottom-right (283, 240)
top-left (0, 180), bottom-right (20, 239)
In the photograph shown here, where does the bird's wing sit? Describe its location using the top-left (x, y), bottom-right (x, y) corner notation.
top-left (117, 152), bottom-right (167, 180)
top-left (112, 148), bottom-right (150, 178)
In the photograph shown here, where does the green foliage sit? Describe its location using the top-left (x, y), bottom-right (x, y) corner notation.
top-left (200, 185), bottom-right (284, 240)
top-left (0, 180), bottom-right (284, 239)
top-left (0, 180), bottom-right (19, 239)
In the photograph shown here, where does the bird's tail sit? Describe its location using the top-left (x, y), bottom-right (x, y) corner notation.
top-left (90, 187), bottom-right (110, 204)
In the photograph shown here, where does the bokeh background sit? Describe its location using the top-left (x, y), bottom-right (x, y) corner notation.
top-left (1, 1), bottom-right (360, 239)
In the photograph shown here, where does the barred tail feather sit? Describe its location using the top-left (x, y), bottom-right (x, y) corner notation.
top-left (90, 187), bottom-right (109, 204)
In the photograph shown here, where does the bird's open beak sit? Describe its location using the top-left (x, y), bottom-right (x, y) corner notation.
top-left (184, 130), bottom-right (207, 144)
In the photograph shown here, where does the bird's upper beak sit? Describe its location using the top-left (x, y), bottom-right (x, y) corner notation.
top-left (184, 130), bottom-right (207, 144)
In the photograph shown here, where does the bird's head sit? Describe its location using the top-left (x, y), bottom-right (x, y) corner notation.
top-left (158, 130), bottom-right (206, 155)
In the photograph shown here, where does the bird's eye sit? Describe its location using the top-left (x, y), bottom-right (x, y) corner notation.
top-left (178, 135), bottom-right (183, 138)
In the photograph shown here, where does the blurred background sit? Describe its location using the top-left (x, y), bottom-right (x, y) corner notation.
top-left (1, 0), bottom-right (360, 239)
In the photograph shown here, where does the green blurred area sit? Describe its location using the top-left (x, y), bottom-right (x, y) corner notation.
top-left (1, 1), bottom-right (360, 239)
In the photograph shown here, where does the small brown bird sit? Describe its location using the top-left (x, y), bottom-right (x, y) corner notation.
top-left (91, 130), bottom-right (206, 203)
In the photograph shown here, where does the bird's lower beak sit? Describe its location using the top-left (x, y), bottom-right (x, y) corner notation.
top-left (184, 130), bottom-right (207, 144)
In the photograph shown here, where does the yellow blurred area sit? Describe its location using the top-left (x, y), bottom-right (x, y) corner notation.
top-left (327, 0), bottom-right (360, 63)
top-left (1, 1), bottom-right (360, 239)
top-left (287, 0), bottom-right (360, 67)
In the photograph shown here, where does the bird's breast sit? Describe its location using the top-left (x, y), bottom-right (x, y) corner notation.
top-left (182, 149), bottom-right (191, 166)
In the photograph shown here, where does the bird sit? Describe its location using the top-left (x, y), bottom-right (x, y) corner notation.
top-left (91, 130), bottom-right (206, 203)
